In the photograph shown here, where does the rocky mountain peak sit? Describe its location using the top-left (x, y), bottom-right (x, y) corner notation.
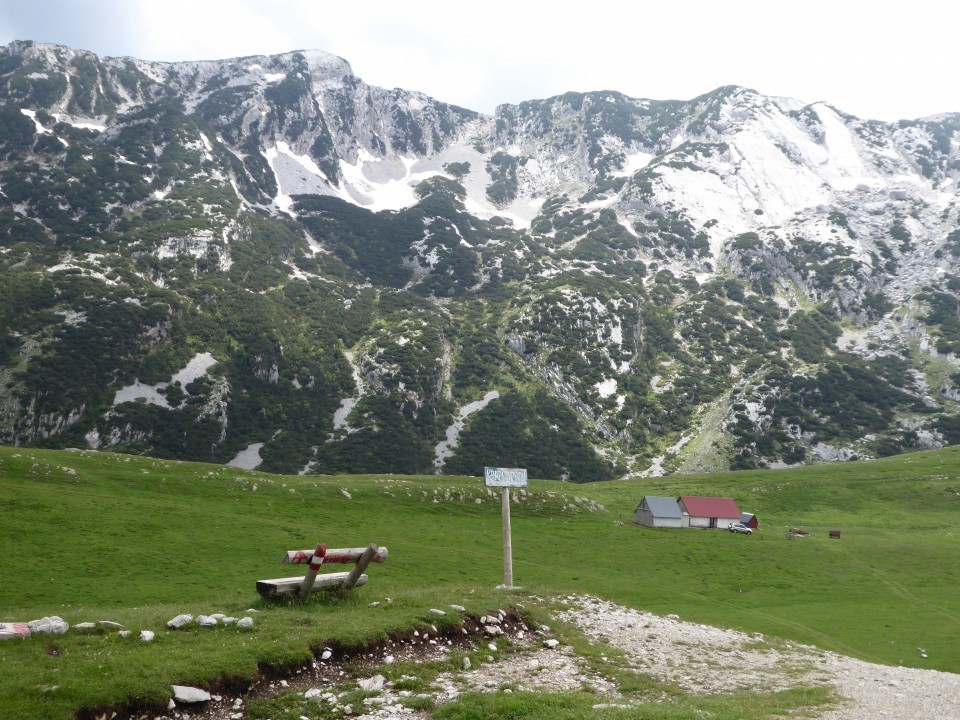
top-left (0, 41), bottom-right (959, 478)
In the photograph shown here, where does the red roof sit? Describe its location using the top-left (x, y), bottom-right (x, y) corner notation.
top-left (678, 496), bottom-right (741, 519)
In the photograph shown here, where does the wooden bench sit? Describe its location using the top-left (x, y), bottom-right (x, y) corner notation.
top-left (256, 543), bottom-right (388, 598)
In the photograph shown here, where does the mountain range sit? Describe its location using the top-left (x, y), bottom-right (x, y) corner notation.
top-left (1, 39), bottom-right (959, 480)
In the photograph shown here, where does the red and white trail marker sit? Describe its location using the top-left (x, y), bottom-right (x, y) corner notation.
top-left (0, 622), bottom-right (30, 639)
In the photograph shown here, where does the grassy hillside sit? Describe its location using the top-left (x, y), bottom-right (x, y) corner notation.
top-left (0, 445), bottom-right (958, 718)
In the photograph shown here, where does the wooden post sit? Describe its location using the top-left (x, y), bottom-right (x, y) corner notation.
top-left (484, 467), bottom-right (525, 589)
top-left (298, 542), bottom-right (326, 599)
top-left (502, 487), bottom-right (513, 588)
top-left (343, 543), bottom-right (379, 590)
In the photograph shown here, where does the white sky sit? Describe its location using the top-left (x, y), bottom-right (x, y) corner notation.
top-left (0, 0), bottom-right (957, 121)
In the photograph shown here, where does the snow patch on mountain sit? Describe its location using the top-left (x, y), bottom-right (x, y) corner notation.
top-left (595, 378), bottom-right (617, 398)
top-left (331, 351), bottom-right (366, 434)
top-left (112, 353), bottom-right (217, 409)
top-left (228, 443), bottom-right (264, 469)
top-left (813, 104), bottom-right (880, 192)
top-left (613, 151), bottom-right (653, 176)
top-left (434, 390), bottom-right (500, 471)
top-left (337, 150), bottom-right (442, 211)
top-left (20, 109), bottom-right (52, 135)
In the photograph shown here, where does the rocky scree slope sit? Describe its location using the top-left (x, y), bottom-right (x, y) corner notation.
top-left (1, 40), bottom-right (959, 477)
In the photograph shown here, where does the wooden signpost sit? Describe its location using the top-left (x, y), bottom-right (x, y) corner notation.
top-left (484, 466), bottom-right (527, 588)
top-left (256, 543), bottom-right (388, 598)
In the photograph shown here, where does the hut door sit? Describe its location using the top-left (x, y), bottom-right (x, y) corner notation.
top-left (709, 517), bottom-right (717, 528)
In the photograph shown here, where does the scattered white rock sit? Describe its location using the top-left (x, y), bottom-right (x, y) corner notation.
top-left (358, 674), bottom-right (385, 692)
top-left (171, 685), bottom-right (211, 703)
top-left (167, 614), bottom-right (193, 629)
top-left (487, 643), bottom-right (498, 652)
top-left (449, 604), bottom-right (466, 612)
top-left (118, 630), bottom-right (131, 638)
top-left (98, 621), bottom-right (124, 629)
top-left (140, 630), bottom-right (155, 642)
top-left (384, 655), bottom-right (395, 664)
top-left (28, 616), bottom-right (69, 634)
top-left (462, 657), bottom-right (471, 670)
top-left (429, 608), bottom-right (446, 616)
top-left (197, 615), bottom-right (218, 627)
top-left (222, 617), bottom-right (238, 625)
top-left (543, 639), bottom-right (560, 650)
top-left (237, 617), bottom-right (254, 629)
top-left (73, 622), bottom-right (97, 631)
top-left (321, 649), bottom-right (333, 660)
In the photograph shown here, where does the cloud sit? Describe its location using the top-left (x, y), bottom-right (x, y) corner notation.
top-left (0, 0), bottom-right (144, 55)
top-left (0, 0), bottom-right (958, 120)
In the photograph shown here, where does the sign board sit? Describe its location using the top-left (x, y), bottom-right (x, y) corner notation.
top-left (484, 466), bottom-right (528, 488)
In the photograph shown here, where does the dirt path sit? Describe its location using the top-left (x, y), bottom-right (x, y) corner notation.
top-left (165, 595), bottom-right (960, 719)
top-left (557, 595), bottom-right (960, 720)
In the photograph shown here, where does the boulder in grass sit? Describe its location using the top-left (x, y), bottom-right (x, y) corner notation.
top-left (28, 617), bottom-right (69, 634)
top-left (167, 614), bottom-right (193, 629)
top-left (197, 615), bottom-right (218, 627)
top-left (236, 617), bottom-right (254, 629)
top-left (171, 685), bottom-right (211, 703)
top-left (140, 630), bottom-right (155, 642)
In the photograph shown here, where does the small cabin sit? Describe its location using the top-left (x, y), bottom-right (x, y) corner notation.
top-left (677, 496), bottom-right (742, 529)
top-left (634, 496), bottom-right (683, 528)
top-left (740, 513), bottom-right (759, 529)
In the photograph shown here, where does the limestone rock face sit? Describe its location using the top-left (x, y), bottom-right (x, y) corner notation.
top-left (1, 40), bottom-right (959, 476)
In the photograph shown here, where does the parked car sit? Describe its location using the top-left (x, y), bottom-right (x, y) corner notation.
top-left (729, 522), bottom-right (753, 535)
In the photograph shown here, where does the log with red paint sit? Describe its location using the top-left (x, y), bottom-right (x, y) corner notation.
top-left (282, 546), bottom-right (389, 565)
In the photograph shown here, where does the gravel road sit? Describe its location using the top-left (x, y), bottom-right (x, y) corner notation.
top-left (556, 595), bottom-right (960, 720)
